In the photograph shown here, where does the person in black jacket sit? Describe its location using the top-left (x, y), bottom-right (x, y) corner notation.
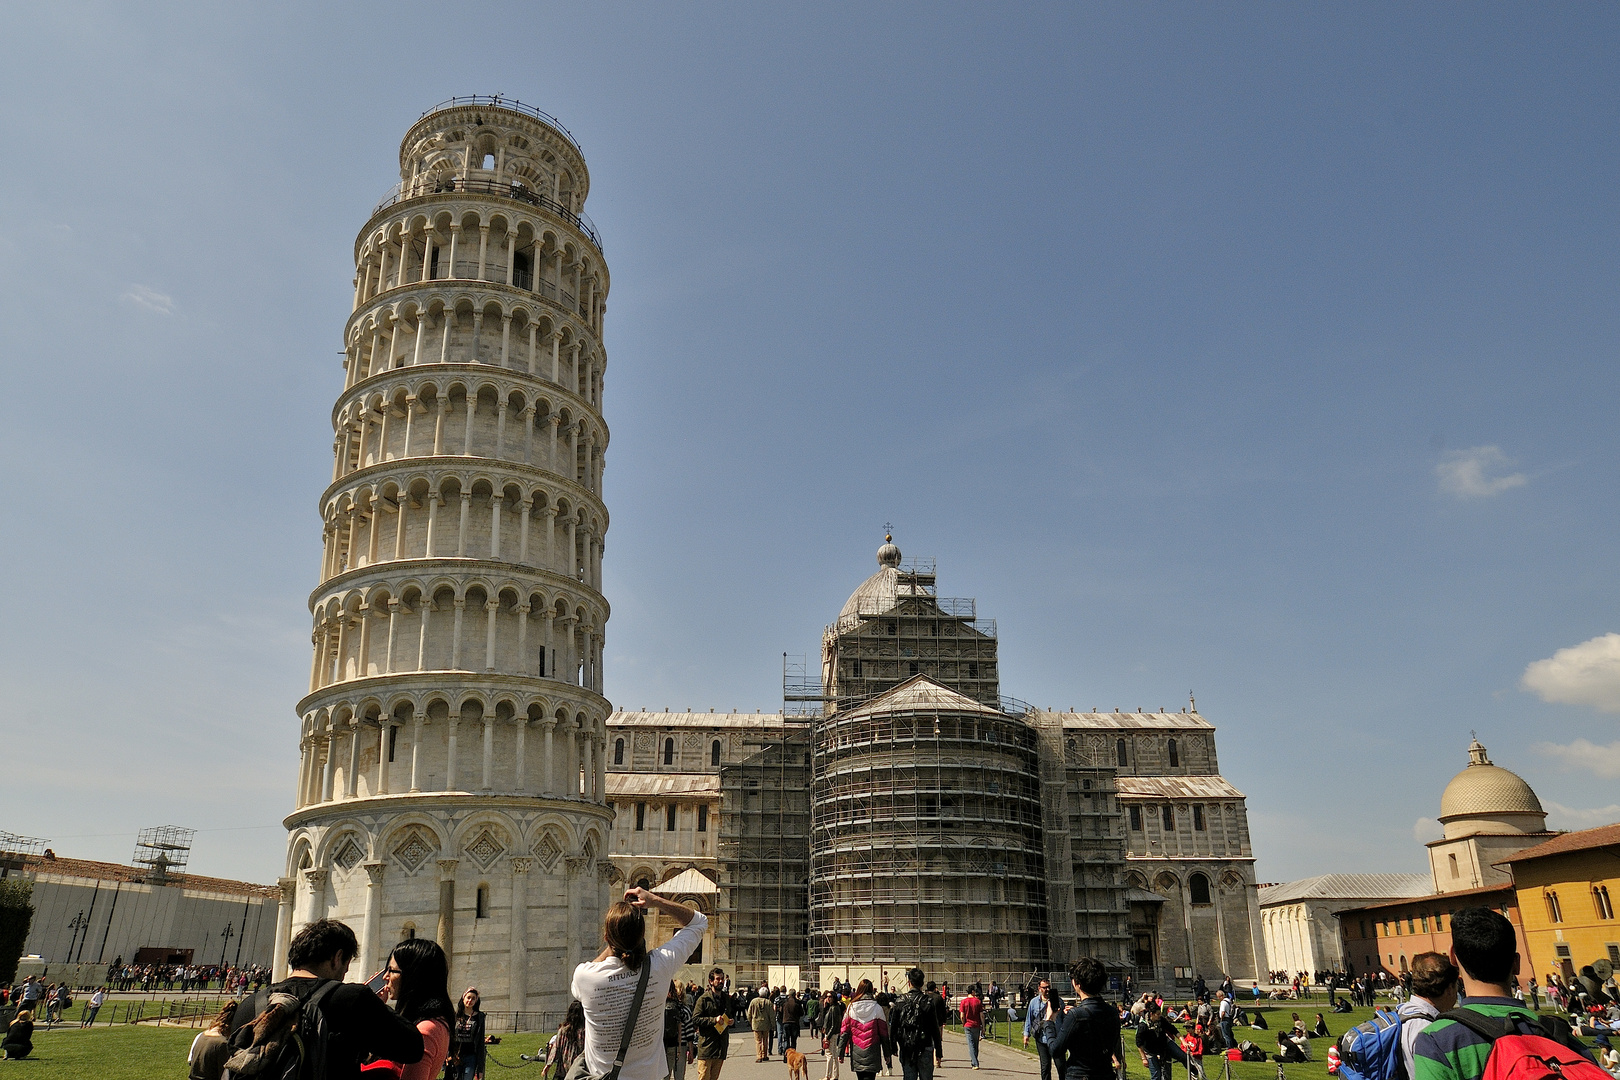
top-left (1135, 1000), bottom-right (1194, 1080)
top-left (228, 918), bottom-right (423, 1080)
top-left (1050, 959), bottom-right (1121, 1080)
top-left (451, 986), bottom-right (488, 1080)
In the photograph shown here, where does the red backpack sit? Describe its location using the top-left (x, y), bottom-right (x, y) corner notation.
top-left (1440, 1009), bottom-right (1609, 1080)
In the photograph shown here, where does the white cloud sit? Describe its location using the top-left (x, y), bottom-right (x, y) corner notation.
top-left (1533, 737), bottom-right (1620, 778)
top-left (121, 284), bottom-right (175, 315)
top-left (1412, 817), bottom-right (1443, 843)
top-left (1522, 633), bottom-right (1620, 713)
top-left (1436, 446), bottom-right (1527, 498)
top-left (1543, 801), bottom-right (1620, 831)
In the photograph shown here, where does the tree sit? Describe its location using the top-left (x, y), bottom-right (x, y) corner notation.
top-left (0, 878), bottom-right (35, 986)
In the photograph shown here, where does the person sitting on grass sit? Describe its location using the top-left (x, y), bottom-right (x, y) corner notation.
top-left (1275, 1031), bottom-right (1310, 1063)
top-left (2, 1009), bottom-right (34, 1060)
top-left (1310, 1013), bottom-right (1330, 1038)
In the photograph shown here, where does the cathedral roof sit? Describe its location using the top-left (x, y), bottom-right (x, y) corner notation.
top-left (840, 674), bottom-right (1010, 721)
top-left (607, 711), bottom-right (796, 728)
top-left (653, 868), bottom-right (719, 895)
top-left (1049, 710), bottom-right (1215, 731)
top-left (1439, 739), bottom-right (1544, 820)
top-left (1258, 873), bottom-right (1432, 907)
top-left (605, 773), bottom-right (721, 797)
top-left (1115, 775), bottom-right (1247, 800)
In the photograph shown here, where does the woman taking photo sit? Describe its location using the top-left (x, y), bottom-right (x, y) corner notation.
top-left (1, 1009), bottom-right (34, 1060)
top-left (450, 986), bottom-right (488, 1080)
top-left (367, 938), bottom-right (456, 1080)
top-left (571, 886), bottom-right (708, 1080)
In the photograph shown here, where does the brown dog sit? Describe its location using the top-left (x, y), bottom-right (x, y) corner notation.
top-left (785, 1048), bottom-right (808, 1080)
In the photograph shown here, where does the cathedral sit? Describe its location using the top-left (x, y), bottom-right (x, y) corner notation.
top-left (608, 538), bottom-right (1265, 991)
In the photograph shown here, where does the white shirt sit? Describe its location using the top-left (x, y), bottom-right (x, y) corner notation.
top-left (1397, 996), bottom-right (1440, 1080)
top-left (572, 912), bottom-right (708, 1080)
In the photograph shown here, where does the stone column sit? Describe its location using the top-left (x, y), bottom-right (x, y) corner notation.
top-left (527, 322), bottom-right (539, 377)
top-left (446, 223), bottom-right (459, 279)
top-left (494, 400), bottom-right (508, 461)
top-left (361, 862), bottom-right (386, 977)
top-left (424, 491), bottom-right (440, 557)
top-left (343, 724), bottom-right (359, 798)
top-left (272, 877), bottom-right (296, 981)
top-left (500, 315), bottom-right (512, 369)
top-left (446, 715), bottom-right (460, 790)
top-left (514, 716), bottom-right (528, 791)
top-left (541, 507), bottom-right (556, 567)
top-left (412, 313), bottom-right (428, 365)
top-left (477, 225), bottom-right (490, 281)
top-left (376, 723), bottom-right (391, 795)
top-left (484, 599), bottom-right (500, 671)
top-left (456, 493), bottom-right (472, 556)
top-left (509, 857), bottom-right (532, 1014)
top-left (516, 603), bottom-right (530, 673)
top-left (462, 394), bottom-right (477, 454)
top-left (489, 494), bottom-right (503, 560)
top-left (320, 735), bottom-right (337, 802)
top-left (541, 721), bottom-right (555, 795)
top-left (481, 715), bottom-right (495, 791)
top-left (302, 868), bottom-right (329, 928)
top-left (409, 715), bottom-right (424, 792)
top-left (384, 599), bottom-right (400, 674)
top-left (450, 597), bottom-right (466, 669)
top-left (436, 859), bottom-right (459, 963)
top-left (518, 501), bottom-right (532, 564)
top-left (433, 400), bottom-right (449, 455)
top-left (564, 856), bottom-right (587, 976)
top-left (416, 600), bottom-right (433, 671)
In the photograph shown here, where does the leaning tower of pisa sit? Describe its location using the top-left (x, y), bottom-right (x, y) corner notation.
top-left (275, 97), bottom-right (615, 1016)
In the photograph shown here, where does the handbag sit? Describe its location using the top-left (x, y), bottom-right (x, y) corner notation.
top-left (564, 960), bottom-right (653, 1080)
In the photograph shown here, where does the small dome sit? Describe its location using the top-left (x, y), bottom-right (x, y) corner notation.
top-left (877, 534), bottom-right (901, 568)
top-left (1439, 739), bottom-right (1545, 821)
top-left (839, 536), bottom-right (902, 623)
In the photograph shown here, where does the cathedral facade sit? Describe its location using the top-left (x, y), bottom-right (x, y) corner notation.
top-left (608, 540), bottom-right (1263, 990)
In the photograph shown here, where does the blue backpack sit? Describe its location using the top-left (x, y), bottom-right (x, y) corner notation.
top-left (1336, 1008), bottom-right (1407, 1080)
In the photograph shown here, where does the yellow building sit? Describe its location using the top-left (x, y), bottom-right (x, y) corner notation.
top-left (1502, 822), bottom-right (1620, 984)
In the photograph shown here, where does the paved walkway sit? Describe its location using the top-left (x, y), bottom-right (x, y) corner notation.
top-left (692, 1032), bottom-right (1038, 1080)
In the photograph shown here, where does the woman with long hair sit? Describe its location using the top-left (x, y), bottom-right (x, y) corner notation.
top-left (188, 1000), bottom-right (239, 1080)
top-left (367, 937), bottom-right (456, 1080)
top-left (540, 1000), bottom-right (586, 1080)
top-left (451, 986), bottom-right (488, 1080)
top-left (839, 980), bottom-right (888, 1080)
top-left (570, 886), bottom-right (709, 1080)
top-left (1, 1009), bottom-right (34, 1060)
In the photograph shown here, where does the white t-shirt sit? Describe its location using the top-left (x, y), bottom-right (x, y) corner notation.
top-left (571, 912), bottom-right (708, 1080)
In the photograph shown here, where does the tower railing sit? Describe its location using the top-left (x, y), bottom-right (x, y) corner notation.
top-left (417, 95), bottom-right (584, 154)
top-left (372, 177), bottom-right (603, 252)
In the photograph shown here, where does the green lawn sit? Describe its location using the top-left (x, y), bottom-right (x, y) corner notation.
top-left (0, 1024), bottom-right (554, 1078)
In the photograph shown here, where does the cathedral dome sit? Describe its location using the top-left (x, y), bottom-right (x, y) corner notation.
top-left (839, 537), bottom-right (902, 624)
top-left (1438, 739), bottom-right (1547, 838)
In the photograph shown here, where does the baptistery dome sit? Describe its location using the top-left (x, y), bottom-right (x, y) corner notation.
top-left (1438, 738), bottom-right (1547, 838)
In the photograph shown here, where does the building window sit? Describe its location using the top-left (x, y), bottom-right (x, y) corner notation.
top-left (968, 662), bottom-right (978, 678)
top-left (513, 250), bottom-right (533, 290)
top-left (851, 658), bottom-right (862, 676)
top-left (476, 884), bottom-right (490, 918)
top-left (635, 803), bottom-right (646, 831)
top-left (1162, 805), bottom-right (1174, 831)
top-left (1407, 918), bottom-right (1415, 934)
top-left (887, 621), bottom-right (897, 636)
top-left (711, 740), bottom-right (722, 767)
top-left (908, 661), bottom-right (919, 676)
top-left (1545, 891), bottom-right (1563, 924)
top-left (1448, 853), bottom-right (1459, 878)
top-left (1189, 873), bottom-right (1212, 905)
top-left (1395, 920), bottom-right (1403, 936)
top-left (1359, 920), bottom-right (1368, 938)
top-left (401, 923), bottom-right (416, 940)
top-left (1117, 739), bottom-right (1129, 767)
top-left (1421, 915), bottom-right (1429, 932)
top-left (1435, 913), bottom-right (1445, 931)
top-left (663, 738), bottom-right (675, 765)
top-left (1595, 886), bottom-right (1614, 921)
top-left (1130, 806), bottom-right (1142, 831)
top-left (387, 725), bottom-right (398, 762)
top-left (1167, 738), bottom-right (1179, 767)
top-left (429, 247), bottom-right (441, 280)
top-left (1193, 806), bottom-right (1205, 831)
top-left (1608, 944), bottom-right (1620, 965)
top-left (666, 804), bottom-right (677, 831)
top-left (698, 805), bottom-right (708, 832)
top-left (538, 648), bottom-right (546, 676)
top-left (614, 738), bottom-right (625, 766)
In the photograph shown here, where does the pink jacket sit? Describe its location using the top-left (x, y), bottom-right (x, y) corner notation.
top-left (841, 998), bottom-right (889, 1051)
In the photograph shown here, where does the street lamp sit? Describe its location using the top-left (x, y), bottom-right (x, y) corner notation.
top-left (65, 911), bottom-right (88, 966)
top-left (219, 922), bottom-right (234, 972)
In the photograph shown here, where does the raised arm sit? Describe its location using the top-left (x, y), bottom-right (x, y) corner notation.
top-left (623, 886), bottom-right (697, 927)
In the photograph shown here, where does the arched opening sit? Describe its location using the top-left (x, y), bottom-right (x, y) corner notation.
top-left (482, 153), bottom-right (496, 170)
top-left (400, 923), bottom-right (416, 941)
top-left (1167, 738), bottom-right (1179, 767)
top-left (1189, 872), bottom-right (1212, 905)
top-left (663, 738), bottom-right (674, 766)
top-left (614, 738), bottom-right (625, 766)
top-left (711, 740), bottom-right (721, 767)
top-left (475, 884), bottom-right (490, 918)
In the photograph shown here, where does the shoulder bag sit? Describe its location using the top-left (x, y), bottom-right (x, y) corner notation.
top-left (565, 961), bottom-right (654, 1080)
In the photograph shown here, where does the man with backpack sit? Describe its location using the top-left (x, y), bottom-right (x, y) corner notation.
top-left (1136, 999), bottom-right (1196, 1080)
top-left (1412, 907), bottom-right (1600, 1080)
top-left (1024, 977), bottom-right (1061, 1080)
top-left (226, 917), bottom-right (422, 1080)
top-left (890, 968), bottom-right (943, 1080)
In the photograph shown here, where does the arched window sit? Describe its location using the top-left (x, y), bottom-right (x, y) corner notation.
top-left (1116, 739), bottom-right (1128, 767)
top-left (664, 738), bottom-right (675, 766)
top-left (1189, 873), bottom-right (1212, 905)
top-left (614, 738), bottom-right (625, 766)
top-left (1596, 886), bottom-right (1615, 920)
top-left (475, 884), bottom-right (490, 918)
top-left (1162, 805), bottom-right (1174, 832)
top-left (400, 923), bottom-right (416, 941)
top-left (1167, 738), bottom-right (1179, 767)
top-left (711, 740), bottom-right (721, 767)
top-left (481, 153), bottom-right (496, 170)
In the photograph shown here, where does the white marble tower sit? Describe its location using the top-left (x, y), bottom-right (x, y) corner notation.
top-left (276, 97), bottom-right (615, 1018)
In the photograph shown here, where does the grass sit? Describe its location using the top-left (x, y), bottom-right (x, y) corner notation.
top-left (0, 1023), bottom-right (557, 1078)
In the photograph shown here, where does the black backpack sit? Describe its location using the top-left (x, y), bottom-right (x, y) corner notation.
top-left (891, 992), bottom-right (934, 1054)
top-left (665, 1001), bottom-right (683, 1048)
top-left (222, 979), bottom-right (339, 1080)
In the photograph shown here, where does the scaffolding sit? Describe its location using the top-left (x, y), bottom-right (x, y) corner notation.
top-left (820, 561), bottom-right (1001, 713)
top-left (717, 726), bottom-right (812, 986)
top-left (809, 698), bottom-right (1051, 989)
top-left (132, 826), bottom-right (195, 884)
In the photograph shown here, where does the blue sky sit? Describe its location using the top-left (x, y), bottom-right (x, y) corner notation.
top-left (2, 4), bottom-right (1618, 885)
